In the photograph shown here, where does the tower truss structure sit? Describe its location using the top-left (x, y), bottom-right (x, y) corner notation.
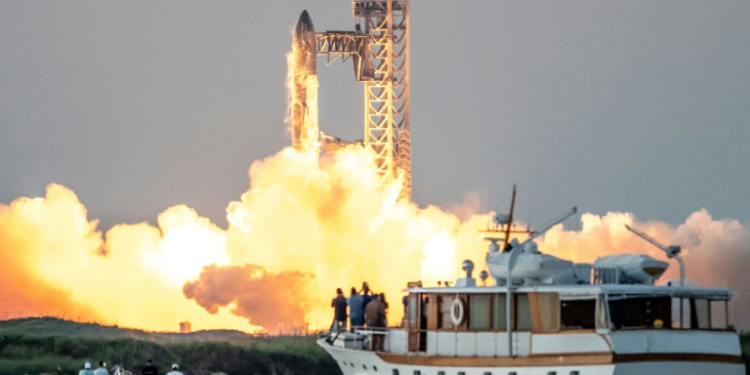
top-left (356, 1), bottom-right (410, 200)
top-left (316, 1), bottom-right (410, 200)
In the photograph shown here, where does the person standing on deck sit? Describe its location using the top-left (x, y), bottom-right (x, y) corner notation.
top-left (365, 294), bottom-right (387, 351)
top-left (331, 288), bottom-right (348, 333)
top-left (348, 287), bottom-right (364, 330)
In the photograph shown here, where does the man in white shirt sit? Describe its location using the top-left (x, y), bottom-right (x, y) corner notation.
top-left (166, 364), bottom-right (184, 375)
top-left (78, 362), bottom-right (95, 375)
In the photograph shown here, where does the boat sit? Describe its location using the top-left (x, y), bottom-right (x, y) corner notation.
top-left (317, 188), bottom-right (746, 375)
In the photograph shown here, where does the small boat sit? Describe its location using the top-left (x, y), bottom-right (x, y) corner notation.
top-left (318, 188), bottom-right (746, 375)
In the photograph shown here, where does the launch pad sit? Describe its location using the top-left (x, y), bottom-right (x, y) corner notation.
top-left (292, 1), bottom-right (411, 200)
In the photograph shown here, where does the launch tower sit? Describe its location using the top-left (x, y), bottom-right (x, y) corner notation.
top-left (314, 1), bottom-right (411, 200)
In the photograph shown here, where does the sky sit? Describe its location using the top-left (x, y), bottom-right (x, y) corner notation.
top-left (1, 0), bottom-right (749, 230)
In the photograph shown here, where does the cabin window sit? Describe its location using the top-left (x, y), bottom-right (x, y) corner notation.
top-left (609, 296), bottom-right (671, 329)
top-left (438, 295), bottom-right (455, 329)
top-left (515, 294), bottom-right (533, 331)
top-left (561, 299), bottom-right (596, 329)
top-left (693, 299), bottom-right (710, 329)
top-left (673, 298), bottom-right (731, 330)
top-left (492, 294), bottom-right (507, 330)
top-left (711, 300), bottom-right (728, 329)
top-left (537, 293), bottom-right (560, 332)
top-left (469, 295), bottom-right (491, 330)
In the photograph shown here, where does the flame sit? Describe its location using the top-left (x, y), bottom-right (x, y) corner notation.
top-left (0, 44), bottom-right (748, 332)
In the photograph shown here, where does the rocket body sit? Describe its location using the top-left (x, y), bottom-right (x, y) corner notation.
top-left (292, 10), bottom-right (319, 151)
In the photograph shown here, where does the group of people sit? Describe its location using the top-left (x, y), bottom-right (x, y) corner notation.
top-left (78, 359), bottom-right (183, 375)
top-left (77, 361), bottom-right (109, 375)
top-left (331, 282), bottom-right (388, 350)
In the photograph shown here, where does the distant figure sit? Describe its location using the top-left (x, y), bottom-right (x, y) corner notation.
top-left (364, 294), bottom-right (387, 351)
top-left (331, 288), bottom-right (347, 333)
top-left (79, 362), bottom-right (95, 375)
top-left (347, 287), bottom-right (365, 330)
top-left (361, 282), bottom-right (374, 308)
top-left (94, 361), bottom-right (109, 375)
top-left (166, 364), bottom-right (184, 375)
top-left (142, 359), bottom-right (158, 375)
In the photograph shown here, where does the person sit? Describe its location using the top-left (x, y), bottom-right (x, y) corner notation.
top-left (347, 287), bottom-right (365, 330)
top-left (364, 294), bottom-right (386, 351)
top-left (360, 281), bottom-right (374, 308)
top-left (331, 288), bottom-right (347, 333)
top-left (79, 362), bottom-right (95, 375)
top-left (142, 359), bottom-right (158, 375)
top-left (94, 361), bottom-right (109, 375)
top-left (166, 364), bottom-right (184, 375)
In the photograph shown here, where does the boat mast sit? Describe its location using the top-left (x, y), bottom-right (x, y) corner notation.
top-left (503, 184), bottom-right (516, 249)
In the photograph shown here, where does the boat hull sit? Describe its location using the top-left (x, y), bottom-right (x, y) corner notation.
top-left (318, 339), bottom-right (745, 375)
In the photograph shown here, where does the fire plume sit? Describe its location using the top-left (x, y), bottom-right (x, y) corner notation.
top-left (0, 45), bottom-right (748, 332)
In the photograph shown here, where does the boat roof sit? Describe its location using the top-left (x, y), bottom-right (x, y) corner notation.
top-left (405, 284), bottom-right (732, 300)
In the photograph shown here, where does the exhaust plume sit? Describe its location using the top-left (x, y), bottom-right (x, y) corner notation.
top-left (183, 264), bottom-right (313, 332)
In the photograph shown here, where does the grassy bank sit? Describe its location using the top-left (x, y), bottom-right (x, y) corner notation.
top-left (0, 318), bottom-right (747, 375)
top-left (0, 318), bottom-right (339, 375)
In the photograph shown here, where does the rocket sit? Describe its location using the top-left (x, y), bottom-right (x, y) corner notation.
top-left (292, 10), bottom-right (319, 151)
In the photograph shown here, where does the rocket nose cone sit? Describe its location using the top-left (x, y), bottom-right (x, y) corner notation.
top-left (295, 10), bottom-right (315, 36)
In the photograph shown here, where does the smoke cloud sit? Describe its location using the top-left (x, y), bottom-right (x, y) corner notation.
top-left (183, 264), bottom-right (313, 332)
top-left (538, 210), bottom-right (750, 328)
top-left (0, 169), bottom-right (748, 332)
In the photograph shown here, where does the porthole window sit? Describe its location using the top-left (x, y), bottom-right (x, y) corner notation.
top-left (438, 372), bottom-right (445, 375)
top-left (484, 372), bottom-right (492, 375)
top-left (570, 372), bottom-right (580, 375)
top-left (343, 361), bottom-right (347, 366)
top-left (363, 365), bottom-right (368, 370)
top-left (547, 372), bottom-right (557, 375)
top-left (458, 372), bottom-right (466, 375)
top-left (414, 371), bottom-right (421, 375)
top-left (374, 366), bottom-right (378, 372)
top-left (393, 369), bottom-right (399, 375)
top-left (509, 372), bottom-right (517, 375)
top-left (351, 363), bottom-right (355, 368)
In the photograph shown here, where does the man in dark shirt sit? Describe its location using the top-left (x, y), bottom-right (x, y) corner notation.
top-left (331, 288), bottom-right (347, 333)
top-left (142, 359), bottom-right (158, 375)
top-left (364, 294), bottom-right (387, 351)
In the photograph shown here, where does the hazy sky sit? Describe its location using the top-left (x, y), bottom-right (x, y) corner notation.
top-left (1, 1), bottom-right (748, 230)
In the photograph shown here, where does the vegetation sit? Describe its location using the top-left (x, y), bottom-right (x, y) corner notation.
top-left (0, 318), bottom-right (747, 374)
top-left (0, 318), bottom-right (339, 375)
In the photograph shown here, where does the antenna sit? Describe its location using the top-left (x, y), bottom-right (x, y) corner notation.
top-left (624, 224), bottom-right (684, 287)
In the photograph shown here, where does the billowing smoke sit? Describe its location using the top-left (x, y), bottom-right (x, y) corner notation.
top-left (1, 168), bottom-right (749, 332)
top-left (0, 185), bottom-right (101, 321)
top-left (183, 264), bottom-right (313, 332)
top-left (538, 210), bottom-right (750, 328)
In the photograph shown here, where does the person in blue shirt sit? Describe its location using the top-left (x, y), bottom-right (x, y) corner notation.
top-left (347, 287), bottom-right (364, 330)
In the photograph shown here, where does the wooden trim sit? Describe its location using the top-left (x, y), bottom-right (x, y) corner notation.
top-left (528, 293), bottom-right (542, 333)
top-left (377, 352), bottom-right (613, 367)
top-left (427, 294), bottom-right (438, 330)
top-left (613, 353), bottom-right (744, 364)
top-left (377, 352), bottom-right (744, 367)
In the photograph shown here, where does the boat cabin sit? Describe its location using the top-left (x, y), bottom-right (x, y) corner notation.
top-left (400, 284), bottom-right (734, 355)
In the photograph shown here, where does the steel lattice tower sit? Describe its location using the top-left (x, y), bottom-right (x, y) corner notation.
top-left (354, 0), bottom-right (410, 200)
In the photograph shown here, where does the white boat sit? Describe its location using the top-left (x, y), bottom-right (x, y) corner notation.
top-left (317, 195), bottom-right (746, 374)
